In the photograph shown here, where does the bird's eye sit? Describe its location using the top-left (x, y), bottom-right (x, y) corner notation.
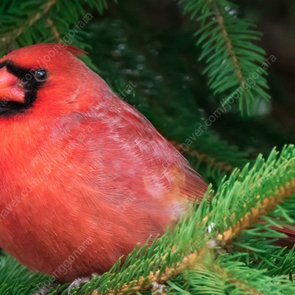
top-left (34, 69), bottom-right (48, 81)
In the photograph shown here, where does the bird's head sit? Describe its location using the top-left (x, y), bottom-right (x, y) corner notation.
top-left (0, 43), bottom-right (92, 119)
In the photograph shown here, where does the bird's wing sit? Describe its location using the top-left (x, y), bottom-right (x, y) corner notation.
top-left (69, 94), bottom-right (208, 207)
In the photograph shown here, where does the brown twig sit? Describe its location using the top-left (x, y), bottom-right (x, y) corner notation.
top-left (212, 264), bottom-right (264, 295)
top-left (171, 141), bottom-right (234, 173)
top-left (208, 0), bottom-right (244, 85)
top-left (91, 250), bottom-right (206, 295)
top-left (218, 179), bottom-right (295, 242)
top-left (46, 18), bottom-right (61, 42)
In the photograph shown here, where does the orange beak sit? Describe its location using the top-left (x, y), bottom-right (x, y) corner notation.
top-left (0, 67), bottom-right (25, 103)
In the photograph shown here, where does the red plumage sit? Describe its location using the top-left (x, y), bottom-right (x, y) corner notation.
top-left (0, 44), bottom-right (207, 281)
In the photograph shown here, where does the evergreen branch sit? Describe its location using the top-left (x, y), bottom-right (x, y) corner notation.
top-left (46, 18), bottom-right (61, 42)
top-left (172, 140), bottom-right (234, 173)
top-left (218, 179), bottom-right (295, 243)
top-left (227, 197), bottom-right (295, 276)
top-left (0, 0), bottom-right (115, 70)
top-left (219, 256), bottom-right (294, 294)
top-left (177, 0), bottom-right (271, 114)
top-left (217, 254), bottom-right (295, 294)
top-left (0, 0), bottom-right (57, 45)
top-left (92, 249), bottom-right (208, 295)
top-left (0, 254), bottom-right (48, 295)
top-left (232, 280), bottom-right (262, 294)
top-left (209, 0), bottom-right (244, 86)
top-left (203, 145), bottom-right (295, 240)
top-left (184, 251), bottom-right (295, 294)
top-left (186, 261), bottom-right (263, 295)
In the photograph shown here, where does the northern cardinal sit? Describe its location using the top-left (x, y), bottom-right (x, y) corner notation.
top-left (0, 44), bottom-right (207, 283)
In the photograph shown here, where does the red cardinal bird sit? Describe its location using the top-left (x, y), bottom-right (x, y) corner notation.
top-left (0, 44), bottom-right (207, 283)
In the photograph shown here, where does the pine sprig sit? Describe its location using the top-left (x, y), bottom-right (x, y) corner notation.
top-left (0, 0), bottom-right (116, 70)
top-left (177, 0), bottom-right (271, 114)
top-left (0, 0), bottom-right (57, 46)
top-left (205, 145), bottom-right (295, 241)
top-left (231, 196), bottom-right (295, 277)
top-left (217, 254), bottom-right (295, 294)
top-left (184, 254), bottom-right (295, 294)
top-left (0, 255), bottom-right (48, 295)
